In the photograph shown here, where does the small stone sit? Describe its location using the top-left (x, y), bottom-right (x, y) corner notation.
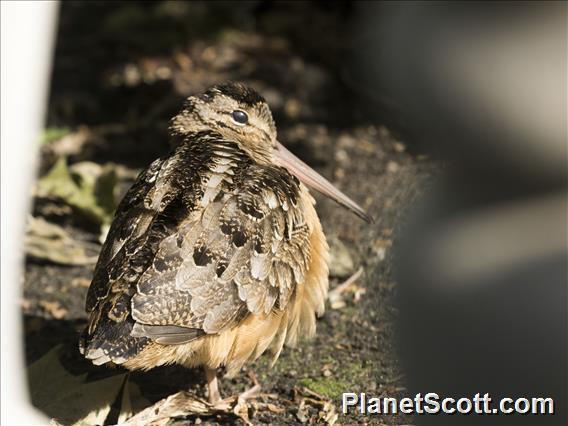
top-left (323, 369), bottom-right (332, 377)
top-left (386, 161), bottom-right (400, 173)
top-left (393, 142), bottom-right (406, 153)
top-left (334, 149), bottom-right (349, 164)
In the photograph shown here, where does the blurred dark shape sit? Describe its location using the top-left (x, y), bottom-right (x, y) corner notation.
top-left (353, 2), bottom-right (565, 191)
top-left (353, 2), bottom-right (566, 425)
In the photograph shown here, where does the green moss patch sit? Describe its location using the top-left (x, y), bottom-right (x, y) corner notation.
top-left (298, 378), bottom-right (348, 399)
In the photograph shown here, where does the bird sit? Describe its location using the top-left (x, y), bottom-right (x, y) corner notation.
top-left (80, 82), bottom-right (371, 404)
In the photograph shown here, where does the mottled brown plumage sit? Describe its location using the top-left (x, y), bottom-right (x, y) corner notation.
top-left (80, 82), bottom-right (367, 402)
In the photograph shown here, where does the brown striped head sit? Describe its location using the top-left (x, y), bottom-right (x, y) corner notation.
top-left (171, 82), bottom-right (373, 222)
top-left (170, 82), bottom-right (277, 163)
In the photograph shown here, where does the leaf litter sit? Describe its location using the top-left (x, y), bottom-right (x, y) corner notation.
top-left (328, 267), bottom-right (365, 310)
top-left (29, 344), bottom-right (336, 426)
top-left (35, 157), bottom-right (118, 228)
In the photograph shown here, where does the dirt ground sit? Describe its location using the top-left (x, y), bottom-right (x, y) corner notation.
top-left (23, 3), bottom-right (436, 425)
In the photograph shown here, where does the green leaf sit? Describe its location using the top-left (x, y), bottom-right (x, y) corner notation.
top-left (41, 127), bottom-right (71, 145)
top-left (36, 158), bottom-right (118, 226)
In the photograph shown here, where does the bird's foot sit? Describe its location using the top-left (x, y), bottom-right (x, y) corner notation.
top-left (205, 366), bottom-right (223, 405)
top-left (210, 398), bottom-right (232, 411)
top-left (237, 370), bottom-right (262, 402)
top-left (207, 370), bottom-right (262, 410)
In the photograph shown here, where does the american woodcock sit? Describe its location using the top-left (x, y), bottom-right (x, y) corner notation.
top-left (80, 82), bottom-right (371, 404)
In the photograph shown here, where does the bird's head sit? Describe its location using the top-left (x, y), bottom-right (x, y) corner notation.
top-left (171, 82), bottom-right (372, 223)
top-left (170, 82), bottom-right (277, 163)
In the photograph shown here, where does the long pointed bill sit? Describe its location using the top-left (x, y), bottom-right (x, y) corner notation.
top-left (273, 142), bottom-right (373, 223)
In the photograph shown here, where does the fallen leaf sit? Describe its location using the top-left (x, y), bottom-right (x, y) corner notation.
top-left (328, 236), bottom-right (356, 278)
top-left (328, 267), bottom-right (364, 310)
top-left (293, 387), bottom-right (338, 426)
top-left (118, 383), bottom-right (278, 426)
top-left (28, 345), bottom-right (148, 426)
top-left (119, 391), bottom-right (248, 426)
top-left (265, 403), bottom-right (285, 414)
top-left (36, 157), bottom-right (118, 226)
top-left (25, 216), bottom-right (99, 265)
top-left (41, 127), bottom-right (71, 145)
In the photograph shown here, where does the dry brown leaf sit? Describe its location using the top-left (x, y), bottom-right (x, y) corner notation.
top-left (119, 391), bottom-right (254, 426)
top-left (25, 216), bottom-right (100, 265)
top-left (328, 267), bottom-right (364, 310)
top-left (264, 403), bottom-right (285, 414)
top-left (293, 387), bottom-right (338, 426)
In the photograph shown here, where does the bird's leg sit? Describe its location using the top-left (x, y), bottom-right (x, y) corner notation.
top-left (204, 367), bottom-right (261, 410)
top-left (204, 366), bottom-right (222, 405)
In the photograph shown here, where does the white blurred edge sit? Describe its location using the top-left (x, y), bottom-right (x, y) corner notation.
top-left (1, 1), bottom-right (59, 424)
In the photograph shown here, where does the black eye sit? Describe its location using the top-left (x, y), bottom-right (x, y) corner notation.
top-left (232, 110), bottom-right (248, 124)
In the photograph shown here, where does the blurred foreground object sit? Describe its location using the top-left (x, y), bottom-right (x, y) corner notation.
top-left (354, 2), bottom-right (566, 425)
top-left (1, 1), bottom-right (59, 424)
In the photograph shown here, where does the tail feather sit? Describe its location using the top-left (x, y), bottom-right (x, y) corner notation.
top-left (80, 303), bottom-right (150, 367)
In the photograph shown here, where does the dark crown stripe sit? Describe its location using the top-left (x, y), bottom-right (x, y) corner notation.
top-left (209, 82), bottom-right (265, 106)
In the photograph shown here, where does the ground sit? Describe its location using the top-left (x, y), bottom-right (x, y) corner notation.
top-left (23, 3), bottom-right (435, 425)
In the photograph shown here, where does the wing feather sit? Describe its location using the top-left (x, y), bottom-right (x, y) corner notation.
top-left (131, 163), bottom-right (312, 342)
top-left (82, 134), bottom-right (314, 363)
